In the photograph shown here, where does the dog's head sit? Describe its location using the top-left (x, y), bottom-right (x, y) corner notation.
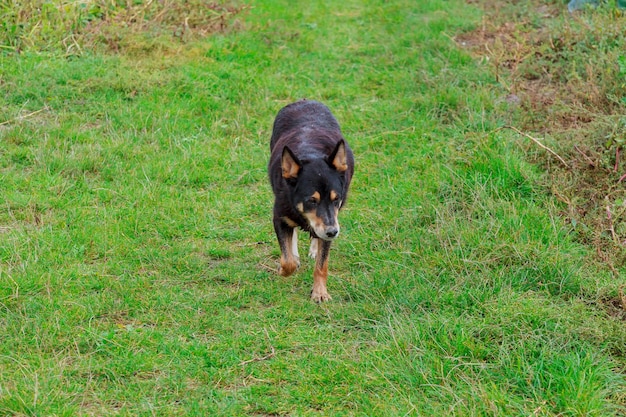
top-left (281, 140), bottom-right (348, 241)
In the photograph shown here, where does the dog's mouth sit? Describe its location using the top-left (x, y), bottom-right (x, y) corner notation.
top-left (312, 224), bottom-right (340, 241)
top-left (297, 202), bottom-right (341, 241)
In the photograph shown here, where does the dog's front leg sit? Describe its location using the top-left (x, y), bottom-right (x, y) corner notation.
top-left (311, 239), bottom-right (332, 302)
top-left (274, 218), bottom-right (300, 276)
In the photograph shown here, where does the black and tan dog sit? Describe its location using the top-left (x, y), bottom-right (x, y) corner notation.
top-left (268, 100), bottom-right (354, 302)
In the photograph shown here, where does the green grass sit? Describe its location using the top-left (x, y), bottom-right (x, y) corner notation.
top-left (1, 0), bottom-right (625, 415)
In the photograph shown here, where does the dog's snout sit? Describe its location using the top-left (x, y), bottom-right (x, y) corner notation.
top-left (325, 227), bottom-right (339, 238)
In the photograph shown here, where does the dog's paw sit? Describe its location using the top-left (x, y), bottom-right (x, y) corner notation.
top-left (278, 259), bottom-right (299, 276)
top-left (310, 287), bottom-right (332, 303)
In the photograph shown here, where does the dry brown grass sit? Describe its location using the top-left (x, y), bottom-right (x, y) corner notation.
top-left (457, 0), bottom-right (626, 270)
top-left (0, 0), bottom-right (248, 55)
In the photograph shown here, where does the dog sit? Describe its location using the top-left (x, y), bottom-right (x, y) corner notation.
top-left (268, 100), bottom-right (354, 302)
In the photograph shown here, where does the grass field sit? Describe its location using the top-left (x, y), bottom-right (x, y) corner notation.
top-left (1, 0), bottom-right (626, 415)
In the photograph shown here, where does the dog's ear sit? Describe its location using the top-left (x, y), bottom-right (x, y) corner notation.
top-left (282, 146), bottom-right (301, 180)
top-left (329, 140), bottom-right (348, 173)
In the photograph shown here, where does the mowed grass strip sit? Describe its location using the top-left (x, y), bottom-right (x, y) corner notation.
top-left (0, 0), bottom-right (625, 415)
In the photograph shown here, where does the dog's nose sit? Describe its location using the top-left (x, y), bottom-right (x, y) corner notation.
top-left (325, 227), bottom-right (338, 238)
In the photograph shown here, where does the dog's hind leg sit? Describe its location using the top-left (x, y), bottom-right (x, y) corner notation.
top-left (308, 237), bottom-right (319, 259)
top-left (292, 229), bottom-right (300, 262)
top-left (311, 239), bottom-right (332, 302)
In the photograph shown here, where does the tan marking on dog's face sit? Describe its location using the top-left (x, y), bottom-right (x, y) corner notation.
top-left (298, 192), bottom-right (340, 241)
top-left (302, 211), bottom-right (325, 233)
top-left (302, 209), bottom-right (339, 241)
top-left (330, 190), bottom-right (342, 214)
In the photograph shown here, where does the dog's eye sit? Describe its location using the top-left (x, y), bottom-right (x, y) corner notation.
top-left (308, 198), bottom-right (319, 206)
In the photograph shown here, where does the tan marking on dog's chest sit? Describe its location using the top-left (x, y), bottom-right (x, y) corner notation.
top-left (283, 217), bottom-right (298, 227)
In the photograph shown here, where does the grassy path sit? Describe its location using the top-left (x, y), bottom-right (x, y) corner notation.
top-left (1, 0), bottom-right (625, 415)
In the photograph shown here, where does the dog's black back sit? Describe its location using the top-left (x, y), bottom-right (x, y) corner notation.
top-left (270, 100), bottom-right (342, 151)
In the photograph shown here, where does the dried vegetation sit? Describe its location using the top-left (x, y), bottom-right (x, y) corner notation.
top-left (0, 0), bottom-right (247, 54)
top-left (457, 0), bottom-right (626, 270)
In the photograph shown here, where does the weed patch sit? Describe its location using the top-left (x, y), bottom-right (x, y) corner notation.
top-left (0, 0), bottom-right (247, 55)
top-left (458, 0), bottom-right (626, 269)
